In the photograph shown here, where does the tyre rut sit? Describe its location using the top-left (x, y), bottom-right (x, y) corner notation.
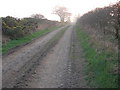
top-left (2, 25), bottom-right (69, 88)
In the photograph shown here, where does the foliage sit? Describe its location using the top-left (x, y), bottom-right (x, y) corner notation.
top-left (2, 16), bottom-right (35, 39)
top-left (76, 2), bottom-right (119, 87)
top-left (2, 14), bottom-right (58, 41)
top-left (2, 16), bottom-right (24, 39)
top-left (76, 1), bottom-right (120, 39)
top-left (2, 26), bottom-right (59, 54)
top-left (76, 26), bottom-right (118, 88)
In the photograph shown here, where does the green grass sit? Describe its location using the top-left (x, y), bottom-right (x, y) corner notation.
top-left (76, 26), bottom-right (118, 88)
top-left (2, 26), bottom-right (59, 54)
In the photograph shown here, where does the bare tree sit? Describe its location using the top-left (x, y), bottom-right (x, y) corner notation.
top-left (53, 6), bottom-right (71, 22)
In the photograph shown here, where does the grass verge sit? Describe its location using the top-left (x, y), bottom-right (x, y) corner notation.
top-left (2, 26), bottom-right (60, 54)
top-left (75, 26), bottom-right (118, 88)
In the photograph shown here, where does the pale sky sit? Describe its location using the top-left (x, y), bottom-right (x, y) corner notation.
top-left (0, 0), bottom-right (118, 21)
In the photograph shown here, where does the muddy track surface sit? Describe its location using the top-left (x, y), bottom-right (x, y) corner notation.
top-left (2, 25), bottom-right (69, 88)
top-left (64, 28), bottom-right (88, 88)
top-left (2, 25), bottom-right (88, 88)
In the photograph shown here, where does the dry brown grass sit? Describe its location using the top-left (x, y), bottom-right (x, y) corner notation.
top-left (83, 27), bottom-right (118, 53)
top-left (90, 35), bottom-right (118, 52)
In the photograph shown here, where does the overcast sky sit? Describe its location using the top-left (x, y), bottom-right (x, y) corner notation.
top-left (0, 0), bottom-right (118, 21)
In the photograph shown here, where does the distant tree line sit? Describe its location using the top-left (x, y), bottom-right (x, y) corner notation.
top-left (76, 1), bottom-right (120, 39)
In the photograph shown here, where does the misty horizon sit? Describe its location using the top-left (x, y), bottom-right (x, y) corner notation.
top-left (0, 0), bottom-right (118, 22)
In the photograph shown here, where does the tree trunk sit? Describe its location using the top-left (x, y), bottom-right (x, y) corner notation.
top-left (60, 17), bottom-right (64, 23)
